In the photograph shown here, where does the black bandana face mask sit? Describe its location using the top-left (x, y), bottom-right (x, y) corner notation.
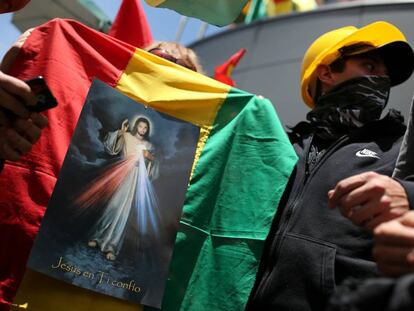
top-left (307, 75), bottom-right (391, 140)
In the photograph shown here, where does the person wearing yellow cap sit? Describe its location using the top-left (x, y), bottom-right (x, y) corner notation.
top-left (246, 21), bottom-right (414, 310)
top-left (326, 59), bottom-right (414, 311)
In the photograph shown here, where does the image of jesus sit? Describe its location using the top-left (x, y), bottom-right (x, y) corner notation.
top-left (76, 117), bottom-right (160, 261)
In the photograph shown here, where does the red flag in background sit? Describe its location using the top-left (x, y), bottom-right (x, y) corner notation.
top-left (214, 48), bottom-right (246, 86)
top-left (108, 0), bottom-right (153, 48)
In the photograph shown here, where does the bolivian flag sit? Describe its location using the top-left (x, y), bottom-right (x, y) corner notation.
top-left (2, 19), bottom-right (297, 311)
top-left (144, 0), bottom-right (249, 26)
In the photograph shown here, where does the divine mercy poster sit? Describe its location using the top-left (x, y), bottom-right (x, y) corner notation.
top-left (28, 79), bottom-right (200, 308)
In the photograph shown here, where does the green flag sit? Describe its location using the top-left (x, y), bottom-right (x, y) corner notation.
top-left (148, 90), bottom-right (298, 311)
top-left (144, 0), bottom-right (250, 26)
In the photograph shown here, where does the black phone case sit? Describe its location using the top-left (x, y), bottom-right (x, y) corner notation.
top-left (25, 76), bottom-right (58, 112)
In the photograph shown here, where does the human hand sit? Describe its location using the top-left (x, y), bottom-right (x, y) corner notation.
top-left (0, 71), bottom-right (36, 118)
top-left (328, 172), bottom-right (409, 231)
top-left (373, 211), bottom-right (414, 276)
top-left (143, 150), bottom-right (154, 161)
top-left (0, 112), bottom-right (48, 161)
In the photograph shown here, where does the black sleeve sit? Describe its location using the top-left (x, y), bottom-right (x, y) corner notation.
top-left (0, 159), bottom-right (4, 173)
top-left (395, 177), bottom-right (414, 210)
top-left (326, 275), bottom-right (414, 311)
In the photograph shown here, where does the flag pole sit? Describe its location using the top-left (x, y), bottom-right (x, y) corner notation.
top-left (197, 22), bottom-right (209, 40)
top-left (175, 16), bottom-right (189, 42)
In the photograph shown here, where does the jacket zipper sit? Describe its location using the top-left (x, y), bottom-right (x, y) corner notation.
top-left (253, 134), bottom-right (350, 300)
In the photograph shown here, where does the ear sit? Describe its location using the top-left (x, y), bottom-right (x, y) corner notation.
top-left (315, 64), bottom-right (336, 89)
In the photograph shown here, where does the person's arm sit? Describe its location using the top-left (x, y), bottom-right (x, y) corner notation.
top-left (326, 274), bottom-right (414, 311)
top-left (395, 176), bottom-right (414, 210)
top-left (0, 72), bottom-right (48, 170)
top-left (0, 26), bottom-right (48, 171)
top-left (327, 171), bottom-right (410, 231)
top-left (393, 100), bottom-right (414, 180)
top-left (0, 109), bottom-right (48, 162)
top-left (392, 99), bottom-right (414, 213)
top-left (325, 206), bottom-right (414, 311)
top-left (372, 211), bottom-right (414, 276)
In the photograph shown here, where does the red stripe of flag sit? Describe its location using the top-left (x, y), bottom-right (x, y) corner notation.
top-left (0, 19), bottom-right (136, 307)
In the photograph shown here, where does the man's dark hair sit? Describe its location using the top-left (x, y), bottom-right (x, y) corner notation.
top-left (131, 117), bottom-right (150, 140)
top-left (329, 57), bottom-right (347, 73)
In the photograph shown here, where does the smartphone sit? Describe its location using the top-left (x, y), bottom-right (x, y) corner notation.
top-left (25, 76), bottom-right (58, 112)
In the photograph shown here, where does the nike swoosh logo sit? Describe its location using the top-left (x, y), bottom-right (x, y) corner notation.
top-left (356, 150), bottom-right (380, 159)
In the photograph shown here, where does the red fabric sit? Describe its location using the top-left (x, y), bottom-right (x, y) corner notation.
top-left (214, 48), bottom-right (246, 87)
top-left (108, 0), bottom-right (153, 48)
top-left (0, 18), bottom-right (135, 309)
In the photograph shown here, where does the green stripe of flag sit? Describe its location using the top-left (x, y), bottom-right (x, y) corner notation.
top-left (146, 88), bottom-right (298, 311)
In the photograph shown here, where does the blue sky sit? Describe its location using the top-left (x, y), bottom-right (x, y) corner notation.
top-left (0, 0), bottom-right (224, 59)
